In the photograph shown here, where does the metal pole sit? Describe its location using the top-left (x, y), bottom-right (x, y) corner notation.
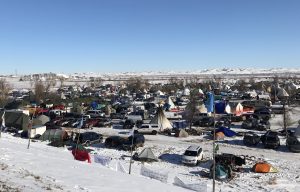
top-left (212, 98), bottom-right (216, 192)
top-left (27, 118), bottom-right (33, 149)
top-left (128, 127), bottom-right (135, 174)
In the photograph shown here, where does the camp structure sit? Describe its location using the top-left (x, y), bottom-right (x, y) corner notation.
top-left (33, 115), bottom-right (50, 126)
top-left (39, 129), bottom-right (69, 142)
top-left (150, 107), bottom-right (173, 131)
top-left (0, 111), bottom-right (30, 131)
top-left (276, 87), bottom-right (289, 99)
top-left (134, 148), bottom-right (158, 162)
top-left (225, 102), bottom-right (243, 116)
top-left (174, 129), bottom-right (189, 138)
top-left (164, 96), bottom-right (176, 111)
top-left (252, 162), bottom-right (278, 173)
top-left (29, 125), bottom-right (47, 138)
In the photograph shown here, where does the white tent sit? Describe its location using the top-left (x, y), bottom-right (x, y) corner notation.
top-left (150, 107), bottom-right (173, 131)
top-left (277, 88), bottom-right (289, 97)
top-left (183, 88), bottom-right (190, 96)
top-left (166, 97), bottom-right (176, 109)
top-left (225, 102), bottom-right (243, 116)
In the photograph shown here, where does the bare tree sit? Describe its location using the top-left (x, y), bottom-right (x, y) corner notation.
top-left (58, 77), bottom-right (66, 88)
top-left (34, 80), bottom-right (45, 104)
top-left (0, 79), bottom-right (12, 108)
top-left (89, 77), bottom-right (104, 88)
top-left (185, 89), bottom-right (202, 128)
top-left (44, 77), bottom-right (57, 94)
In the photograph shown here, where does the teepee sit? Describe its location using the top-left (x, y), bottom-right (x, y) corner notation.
top-left (150, 107), bottom-right (173, 131)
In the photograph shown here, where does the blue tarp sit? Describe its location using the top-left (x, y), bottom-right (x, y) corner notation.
top-left (216, 127), bottom-right (236, 137)
top-left (215, 101), bottom-right (226, 114)
top-left (205, 92), bottom-right (214, 113)
top-left (173, 120), bottom-right (188, 129)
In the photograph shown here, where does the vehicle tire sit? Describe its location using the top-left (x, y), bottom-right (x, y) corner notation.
top-left (134, 130), bottom-right (138, 134)
top-left (152, 130), bottom-right (157, 135)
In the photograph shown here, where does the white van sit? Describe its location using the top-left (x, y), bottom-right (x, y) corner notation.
top-left (182, 145), bottom-right (204, 166)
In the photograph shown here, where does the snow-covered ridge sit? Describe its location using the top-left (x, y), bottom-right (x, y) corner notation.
top-left (2, 68), bottom-right (300, 79)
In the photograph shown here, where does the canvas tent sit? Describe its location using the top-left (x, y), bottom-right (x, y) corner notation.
top-left (150, 107), bottom-right (173, 131)
top-left (39, 129), bottom-right (68, 142)
top-left (0, 111), bottom-right (29, 130)
top-left (33, 115), bottom-right (50, 126)
top-left (135, 148), bottom-right (158, 162)
top-left (225, 102), bottom-right (243, 116)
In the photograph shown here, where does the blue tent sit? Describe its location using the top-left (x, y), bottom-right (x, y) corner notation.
top-left (216, 127), bottom-right (236, 137)
top-left (215, 101), bottom-right (226, 114)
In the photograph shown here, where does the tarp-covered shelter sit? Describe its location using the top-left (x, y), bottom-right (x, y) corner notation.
top-left (0, 111), bottom-right (29, 130)
top-left (150, 107), bottom-right (173, 131)
top-left (216, 127), bottom-right (236, 137)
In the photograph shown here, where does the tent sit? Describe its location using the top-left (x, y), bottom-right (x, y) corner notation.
top-left (164, 97), bottom-right (176, 110)
top-left (225, 102), bottom-right (243, 116)
top-left (277, 88), bottom-right (289, 98)
top-left (150, 107), bottom-right (173, 131)
top-left (216, 127), bottom-right (237, 137)
top-left (136, 148), bottom-right (158, 162)
top-left (183, 88), bottom-right (190, 96)
top-left (175, 129), bottom-right (189, 138)
top-left (215, 132), bottom-right (225, 140)
top-left (40, 129), bottom-right (68, 142)
top-left (0, 111), bottom-right (29, 130)
top-left (253, 162), bottom-right (278, 173)
top-left (33, 115), bottom-right (50, 126)
top-left (215, 101), bottom-right (226, 114)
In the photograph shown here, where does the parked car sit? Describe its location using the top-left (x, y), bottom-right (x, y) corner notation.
top-left (83, 119), bottom-right (100, 128)
top-left (104, 134), bottom-right (145, 150)
top-left (193, 116), bottom-right (214, 127)
top-left (134, 124), bottom-right (159, 135)
top-left (261, 131), bottom-right (280, 149)
top-left (253, 109), bottom-right (271, 120)
top-left (243, 132), bottom-right (261, 146)
top-left (86, 110), bottom-right (105, 118)
top-left (241, 118), bottom-right (270, 131)
top-left (182, 145), bottom-right (204, 166)
top-left (74, 132), bottom-right (103, 146)
top-left (286, 130), bottom-right (300, 153)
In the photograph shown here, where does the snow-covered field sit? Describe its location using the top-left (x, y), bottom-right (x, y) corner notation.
top-left (1, 112), bottom-right (300, 192)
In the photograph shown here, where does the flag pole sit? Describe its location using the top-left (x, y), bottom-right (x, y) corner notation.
top-left (0, 110), bottom-right (5, 138)
top-left (27, 116), bottom-right (33, 149)
top-left (128, 127), bottom-right (135, 174)
top-left (212, 92), bottom-right (216, 192)
top-left (75, 116), bottom-right (83, 157)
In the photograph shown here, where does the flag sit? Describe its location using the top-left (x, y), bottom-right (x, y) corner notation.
top-left (205, 92), bottom-right (214, 113)
top-left (214, 144), bottom-right (219, 153)
top-left (1, 111), bottom-right (5, 128)
top-left (129, 128), bottom-right (135, 137)
top-left (77, 117), bottom-right (84, 128)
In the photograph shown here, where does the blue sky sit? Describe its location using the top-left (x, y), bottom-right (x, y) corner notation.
top-left (0, 0), bottom-right (299, 74)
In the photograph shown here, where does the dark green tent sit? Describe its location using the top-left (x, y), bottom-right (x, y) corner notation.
top-left (0, 111), bottom-right (30, 131)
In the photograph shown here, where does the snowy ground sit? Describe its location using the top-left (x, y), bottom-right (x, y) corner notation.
top-left (1, 111), bottom-right (300, 192)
